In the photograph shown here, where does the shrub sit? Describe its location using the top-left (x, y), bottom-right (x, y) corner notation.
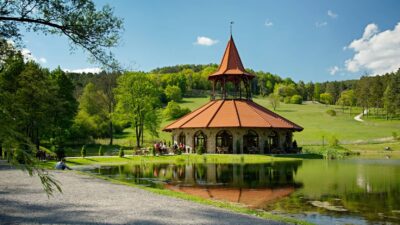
top-left (320, 93), bottom-right (334, 105)
top-left (284, 96), bottom-right (291, 103)
top-left (196, 145), bottom-right (204, 155)
top-left (54, 146), bottom-right (65, 160)
top-left (329, 136), bottom-right (340, 147)
top-left (326, 109), bottom-right (336, 116)
top-left (81, 145), bottom-right (86, 158)
top-left (164, 85), bottom-right (182, 102)
top-left (293, 140), bottom-right (298, 149)
top-left (98, 145), bottom-right (104, 156)
top-left (393, 132), bottom-right (399, 140)
top-left (290, 95), bottom-right (303, 104)
top-left (118, 148), bottom-right (125, 157)
top-left (151, 146), bottom-right (156, 156)
top-left (163, 100), bottom-right (191, 119)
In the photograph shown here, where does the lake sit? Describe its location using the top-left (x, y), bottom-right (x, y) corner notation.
top-left (79, 157), bottom-right (400, 224)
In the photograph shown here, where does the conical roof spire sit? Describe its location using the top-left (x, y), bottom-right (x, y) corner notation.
top-left (209, 36), bottom-right (255, 80)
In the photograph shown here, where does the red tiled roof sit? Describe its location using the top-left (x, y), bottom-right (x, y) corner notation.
top-left (208, 36), bottom-right (255, 80)
top-left (163, 99), bottom-right (303, 131)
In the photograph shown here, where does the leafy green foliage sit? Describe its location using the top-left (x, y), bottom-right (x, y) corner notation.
top-left (118, 148), bottom-right (124, 157)
top-left (196, 145), bottom-right (205, 155)
top-left (163, 100), bottom-right (191, 119)
top-left (115, 72), bottom-right (160, 147)
top-left (98, 145), bottom-right (104, 156)
top-left (329, 136), bottom-right (340, 147)
top-left (267, 94), bottom-right (280, 111)
top-left (72, 82), bottom-right (109, 139)
top-left (0, 0), bottom-right (123, 69)
top-left (326, 109), bottom-right (336, 116)
top-left (81, 145), bottom-right (86, 158)
top-left (290, 95), bottom-right (303, 104)
top-left (164, 85), bottom-right (182, 102)
top-left (320, 93), bottom-right (334, 105)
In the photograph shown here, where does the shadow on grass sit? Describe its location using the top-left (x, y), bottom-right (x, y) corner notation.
top-left (275, 109), bottom-right (296, 113)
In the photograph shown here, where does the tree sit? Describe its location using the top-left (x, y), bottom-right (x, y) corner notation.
top-left (93, 71), bottom-right (120, 145)
top-left (320, 93), bottom-right (334, 105)
top-left (268, 94), bottom-right (280, 111)
top-left (115, 72), bottom-right (160, 148)
top-left (383, 73), bottom-right (400, 120)
top-left (355, 76), bottom-right (372, 116)
top-left (0, 0), bottom-right (123, 196)
top-left (163, 100), bottom-right (191, 119)
top-left (290, 95), bottom-right (303, 104)
top-left (0, 0), bottom-right (123, 69)
top-left (0, 56), bottom-right (61, 196)
top-left (49, 67), bottom-right (78, 145)
top-left (164, 85), bottom-right (182, 102)
top-left (273, 83), bottom-right (297, 98)
top-left (336, 90), bottom-right (356, 114)
top-left (314, 83), bottom-right (321, 102)
top-left (73, 82), bottom-right (109, 139)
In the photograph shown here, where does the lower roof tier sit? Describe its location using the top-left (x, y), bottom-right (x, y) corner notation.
top-left (163, 99), bottom-right (303, 132)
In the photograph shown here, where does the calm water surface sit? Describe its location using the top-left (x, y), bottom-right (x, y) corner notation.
top-left (79, 157), bottom-right (400, 225)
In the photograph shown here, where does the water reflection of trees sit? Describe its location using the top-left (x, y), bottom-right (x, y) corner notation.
top-left (95, 161), bottom-right (303, 189)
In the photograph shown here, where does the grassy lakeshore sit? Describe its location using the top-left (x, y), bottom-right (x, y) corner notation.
top-left (64, 154), bottom-right (301, 166)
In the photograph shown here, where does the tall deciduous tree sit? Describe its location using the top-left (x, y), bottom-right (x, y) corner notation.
top-left (0, 0), bottom-right (123, 69)
top-left (268, 93), bottom-right (280, 111)
top-left (336, 90), bottom-right (356, 114)
top-left (115, 72), bottom-right (160, 148)
top-left (93, 71), bottom-right (120, 145)
top-left (320, 93), bottom-right (334, 105)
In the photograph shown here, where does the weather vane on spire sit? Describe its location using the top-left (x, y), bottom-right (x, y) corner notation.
top-left (230, 21), bottom-right (234, 36)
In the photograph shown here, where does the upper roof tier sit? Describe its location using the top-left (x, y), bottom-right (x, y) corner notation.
top-left (163, 99), bottom-right (303, 132)
top-left (208, 36), bottom-right (255, 80)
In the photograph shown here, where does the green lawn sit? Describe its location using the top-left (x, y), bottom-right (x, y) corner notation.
top-left (345, 141), bottom-right (400, 152)
top-left (93, 96), bottom-right (400, 152)
top-left (65, 154), bottom-right (300, 166)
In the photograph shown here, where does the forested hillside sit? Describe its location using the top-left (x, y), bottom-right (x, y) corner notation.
top-left (2, 53), bottom-right (400, 154)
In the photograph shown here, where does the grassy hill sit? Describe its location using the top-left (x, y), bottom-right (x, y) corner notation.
top-left (96, 96), bottom-right (400, 150)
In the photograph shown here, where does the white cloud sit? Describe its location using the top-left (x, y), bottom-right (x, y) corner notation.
top-left (20, 48), bottom-right (47, 64)
top-left (264, 19), bottom-right (273, 27)
top-left (194, 36), bottom-right (218, 46)
top-left (315, 21), bottom-right (328, 28)
top-left (329, 66), bottom-right (340, 75)
top-left (63, 67), bottom-right (102, 73)
top-left (327, 10), bottom-right (338, 19)
top-left (38, 57), bottom-right (47, 64)
top-left (344, 22), bottom-right (400, 75)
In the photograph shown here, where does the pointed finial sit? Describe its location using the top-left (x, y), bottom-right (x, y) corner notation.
top-left (230, 21), bottom-right (234, 36)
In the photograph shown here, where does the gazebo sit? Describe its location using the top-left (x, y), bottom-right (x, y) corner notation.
top-left (163, 36), bottom-right (303, 154)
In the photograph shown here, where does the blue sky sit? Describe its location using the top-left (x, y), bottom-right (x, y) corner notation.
top-left (21, 0), bottom-right (400, 82)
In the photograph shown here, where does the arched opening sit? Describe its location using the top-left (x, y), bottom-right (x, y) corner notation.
top-left (243, 130), bottom-right (259, 154)
top-left (285, 132), bottom-right (292, 151)
top-left (268, 131), bottom-right (279, 151)
top-left (178, 132), bottom-right (186, 146)
top-left (216, 130), bottom-right (233, 154)
top-left (194, 131), bottom-right (207, 153)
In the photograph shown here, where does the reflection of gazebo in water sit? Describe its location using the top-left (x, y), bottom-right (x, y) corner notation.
top-left (163, 35), bottom-right (303, 154)
top-left (165, 162), bottom-right (302, 207)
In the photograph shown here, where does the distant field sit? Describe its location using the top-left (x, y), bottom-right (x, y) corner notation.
top-left (96, 96), bottom-right (400, 148)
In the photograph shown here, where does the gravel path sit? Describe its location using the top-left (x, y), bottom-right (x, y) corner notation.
top-left (0, 163), bottom-right (284, 225)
